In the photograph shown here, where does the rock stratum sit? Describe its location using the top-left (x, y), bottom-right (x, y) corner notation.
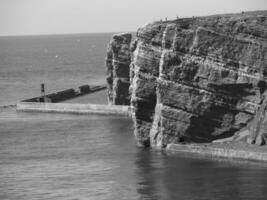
top-left (106, 33), bottom-right (132, 105)
top-left (106, 11), bottom-right (267, 148)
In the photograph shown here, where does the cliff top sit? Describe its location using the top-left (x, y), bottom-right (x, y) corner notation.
top-left (156, 10), bottom-right (267, 23)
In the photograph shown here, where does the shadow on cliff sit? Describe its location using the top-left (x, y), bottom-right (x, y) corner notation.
top-left (185, 83), bottom-right (257, 143)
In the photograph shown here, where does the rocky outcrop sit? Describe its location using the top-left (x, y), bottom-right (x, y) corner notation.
top-left (106, 33), bottom-right (132, 105)
top-left (245, 91), bottom-right (267, 145)
top-left (106, 11), bottom-right (267, 148)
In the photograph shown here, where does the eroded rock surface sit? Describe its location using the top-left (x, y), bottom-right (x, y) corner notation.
top-left (106, 11), bottom-right (267, 148)
top-left (106, 33), bottom-right (132, 105)
top-left (246, 91), bottom-right (267, 145)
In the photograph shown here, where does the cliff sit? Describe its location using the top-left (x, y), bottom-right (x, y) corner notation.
top-left (106, 33), bottom-right (132, 105)
top-left (106, 11), bottom-right (267, 148)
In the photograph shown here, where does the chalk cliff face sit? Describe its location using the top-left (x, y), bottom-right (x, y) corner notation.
top-left (106, 11), bottom-right (267, 148)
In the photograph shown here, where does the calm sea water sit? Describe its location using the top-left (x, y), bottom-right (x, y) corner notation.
top-left (1, 34), bottom-right (267, 200)
top-left (0, 33), bottom-right (110, 106)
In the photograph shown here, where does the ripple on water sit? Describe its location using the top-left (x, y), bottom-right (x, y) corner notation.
top-left (1, 110), bottom-right (267, 200)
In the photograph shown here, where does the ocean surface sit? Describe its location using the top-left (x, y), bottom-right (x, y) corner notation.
top-left (1, 33), bottom-right (267, 200)
top-left (0, 33), bottom-right (110, 106)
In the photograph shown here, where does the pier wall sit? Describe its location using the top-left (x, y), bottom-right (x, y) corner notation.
top-left (17, 102), bottom-right (131, 116)
top-left (167, 143), bottom-right (267, 161)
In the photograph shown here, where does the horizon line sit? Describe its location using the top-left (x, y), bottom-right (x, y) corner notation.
top-left (0, 31), bottom-right (135, 37)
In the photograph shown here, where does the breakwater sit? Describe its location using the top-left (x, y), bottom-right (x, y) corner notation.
top-left (17, 83), bottom-right (131, 116)
top-left (167, 143), bottom-right (267, 161)
top-left (22, 85), bottom-right (106, 103)
top-left (16, 102), bottom-right (131, 116)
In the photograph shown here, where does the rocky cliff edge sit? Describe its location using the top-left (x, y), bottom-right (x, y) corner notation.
top-left (106, 11), bottom-right (267, 148)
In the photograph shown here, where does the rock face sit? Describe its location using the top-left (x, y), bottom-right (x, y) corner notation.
top-left (106, 33), bottom-right (132, 105)
top-left (246, 91), bottom-right (267, 145)
top-left (106, 11), bottom-right (267, 148)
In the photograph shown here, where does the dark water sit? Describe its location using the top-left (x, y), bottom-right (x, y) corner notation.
top-left (1, 110), bottom-right (267, 200)
top-left (1, 34), bottom-right (267, 200)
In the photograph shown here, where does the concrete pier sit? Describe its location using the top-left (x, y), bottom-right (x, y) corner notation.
top-left (167, 143), bottom-right (267, 162)
top-left (17, 102), bottom-right (131, 116)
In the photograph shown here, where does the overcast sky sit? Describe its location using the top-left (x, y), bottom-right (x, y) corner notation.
top-left (0, 0), bottom-right (266, 36)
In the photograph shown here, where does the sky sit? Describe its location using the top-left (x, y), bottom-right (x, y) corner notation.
top-left (0, 0), bottom-right (266, 36)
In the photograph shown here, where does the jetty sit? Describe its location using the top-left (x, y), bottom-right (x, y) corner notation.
top-left (167, 143), bottom-right (267, 162)
top-left (17, 102), bottom-right (131, 116)
top-left (17, 84), bottom-right (131, 116)
top-left (22, 84), bottom-right (106, 103)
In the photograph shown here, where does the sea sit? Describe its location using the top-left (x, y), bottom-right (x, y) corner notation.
top-left (1, 33), bottom-right (267, 200)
